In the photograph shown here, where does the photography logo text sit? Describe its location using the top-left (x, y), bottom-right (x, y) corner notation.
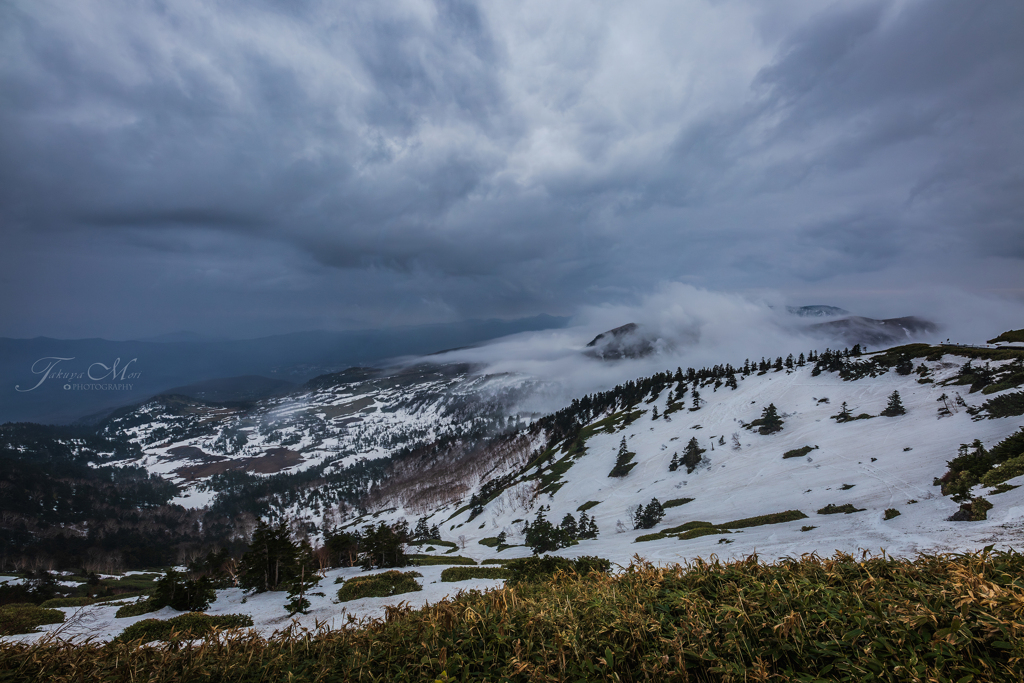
top-left (15, 357), bottom-right (141, 392)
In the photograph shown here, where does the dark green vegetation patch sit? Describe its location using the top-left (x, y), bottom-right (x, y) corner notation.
top-left (635, 511), bottom-right (807, 542)
top-left (115, 613), bottom-right (253, 643)
top-left (0, 603), bottom-right (64, 636)
top-left (7, 551), bottom-right (1024, 682)
top-left (408, 555), bottom-right (476, 566)
top-left (818, 503), bottom-right (866, 515)
top-left (336, 571), bottom-right (422, 602)
top-left (783, 445), bottom-right (815, 459)
top-left (439, 567), bottom-right (510, 582)
top-left (661, 497), bottom-right (694, 509)
top-left (502, 556), bottom-right (611, 587)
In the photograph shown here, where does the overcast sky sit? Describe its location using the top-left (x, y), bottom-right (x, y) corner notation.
top-left (1, 0), bottom-right (1021, 340)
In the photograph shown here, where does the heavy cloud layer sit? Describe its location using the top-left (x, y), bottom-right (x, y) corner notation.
top-left (1, 0), bottom-right (1021, 339)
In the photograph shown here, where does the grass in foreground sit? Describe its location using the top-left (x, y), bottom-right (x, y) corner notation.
top-left (3, 550), bottom-right (1024, 682)
top-left (336, 570), bottom-right (422, 602)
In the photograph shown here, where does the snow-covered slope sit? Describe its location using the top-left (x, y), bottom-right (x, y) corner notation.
top-left (13, 345), bottom-right (1023, 645)
top-left (101, 363), bottom-right (535, 507)
top-left (354, 350), bottom-right (1024, 568)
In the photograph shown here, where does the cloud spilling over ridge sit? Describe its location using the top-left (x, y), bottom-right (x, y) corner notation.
top-left (422, 283), bottom-right (1024, 414)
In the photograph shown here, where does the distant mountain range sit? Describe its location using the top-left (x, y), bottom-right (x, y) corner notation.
top-left (0, 315), bottom-right (568, 425)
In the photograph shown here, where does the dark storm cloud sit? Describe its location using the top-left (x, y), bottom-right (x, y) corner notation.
top-left (0, 0), bottom-right (1021, 339)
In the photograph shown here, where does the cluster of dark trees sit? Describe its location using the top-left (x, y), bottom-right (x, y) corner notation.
top-left (521, 507), bottom-right (599, 554)
top-left (633, 498), bottom-right (665, 530)
top-left (669, 438), bottom-right (707, 473)
top-left (0, 422), bottom-right (242, 571)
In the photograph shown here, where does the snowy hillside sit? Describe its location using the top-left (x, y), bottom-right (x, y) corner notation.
top-left (10, 342), bottom-right (1024, 644)
top-left (100, 363), bottom-right (535, 509)
top-left (352, 347), bottom-right (1024, 571)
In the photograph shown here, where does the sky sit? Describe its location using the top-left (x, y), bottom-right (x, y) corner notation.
top-left (1, 0), bottom-right (1022, 340)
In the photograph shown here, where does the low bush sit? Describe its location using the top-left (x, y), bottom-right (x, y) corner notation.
top-left (477, 537), bottom-right (500, 548)
top-left (503, 556), bottom-right (610, 587)
top-left (980, 390), bottom-right (1024, 418)
top-left (0, 603), bottom-right (64, 636)
top-left (480, 559), bottom-right (510, 565)
top-left (336, 571), bottom-right (422, 602)
top-left (408, 539), bottom-right (458, 549)
top-left (718, 510), bottom-right (807, 529)
top-left (817, 504), bottom-right (866, 515)
top-left (782, 446), bottom-right (815, 459)
top-left (439, 567), bottom-right (510, 582)
top-left (661, 498), bottom-right (694, 509)
top-left (981, 455), bottom-right (1024, 487)
top-left (407, 555), bottom-right (476, 566)
top-left (679, 527), bottom-right (727, 541)
top-left (114, 599), bottom-right (157, 619)
top-left (40, 596), bottom-right (94, 609)
top-left (576, 501), bottom-right (600, 512)
top-left (884, 508), bottom-right (901, 520)
top-left (115, 613), bottom-right (253, 643)
top-left (800, 525), bottom-right (817, 532)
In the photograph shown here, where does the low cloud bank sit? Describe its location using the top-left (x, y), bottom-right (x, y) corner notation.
top-left (415, 283), bottom-right (1024, 416)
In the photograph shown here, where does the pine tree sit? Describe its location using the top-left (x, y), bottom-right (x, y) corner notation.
top-left (652, 405), bottom-right (659, 420)
top-left (833, 401), bottom-right (852, 422)
top-left (691, 389), bottom-right (701, 410)
top-left (682, 437), bottom-right (706, 473)
top-left (644, 498), bottom-right (665, 528)
top-left (560, 513), bottom-right (578, 539)
top-left (758, 403), bottom-right (784, 434)
top-left (239, 521), bottom-right (299, 593)
top-left (797, 352), bottom-right (805, 366)
top-left (726, 373), bottom-right (738, 390)
top-left (774, 356), bottom-right (784, 371)
top-left (414, 517), bottom-right (430, 541)
top-left (785, 354), bottom-right (794, 369)
top-left (881, 390), bottom-right (907, 416)
top-left (669, 451), bottom-right (680, 472)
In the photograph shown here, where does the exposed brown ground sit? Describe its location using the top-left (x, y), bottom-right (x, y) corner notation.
top-left (169, 446), bottom-right (304, 480)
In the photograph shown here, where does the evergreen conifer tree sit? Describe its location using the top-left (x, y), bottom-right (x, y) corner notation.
top-left (758, 403), bottom-right (784, 434)
top-left (682, 437), bottom-right (706, 473)
top-left (881, 391), bottom-right (907, 416)
top-left (669, 451), bottom-right (680, 472)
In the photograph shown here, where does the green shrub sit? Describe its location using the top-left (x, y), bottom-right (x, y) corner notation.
top-left (662, 498), bottom-right (694, 509)
top-left (408, 555), bottom-right (477, 566)
top-left (679, 527), bottom-right (727, 541)
top-left (477, 537), bottom-right (500, 548)
top-left (979, 392), bottom-right (1024, 418)
top-left (408, 539), bottom-right (458, 549)
top-left (40, 596), bottom-right (94, 609)
top-left (576, 501), bottom-right (600, 512)
top-left (440, 567), bottom-right (510, 582)
top-left (783, 446), bottom-right (815, 459)
top-left (336, 571), bottom-right (422, 602)
top-left (991, 483), bottom-right (1019, 495)
top-left (0, 603), bottom-right (65, 636)
top-left (988, 329), bottom-right (1024, 344)
top-left (981, 455), bottom-right (1024, 487)
top-left (115, 613), bottom-right (253, 643)
top-left (481, 559), bottom-right (510, 565)
top-left (800, 526), bottom-right (817, 532)
top-left (818, 504), bottom-right (866, 515)
top-left (884, 509), bottom-right (901, 520)
top-left (718, 510), bottom-right (808, 529)
top-left (503, 556), bottom-right (610, 587)
top-left (115, 599), bottom-right (158, 619)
